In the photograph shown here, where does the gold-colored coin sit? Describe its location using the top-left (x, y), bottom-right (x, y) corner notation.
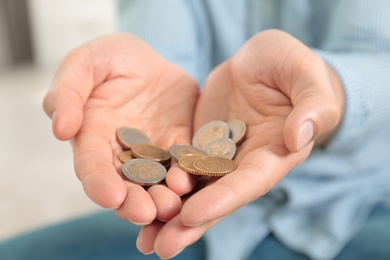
top-left (169, 144), bottom-right (208, 161)
top-left (116, 127), bottom-right (151, 149)
top-left (118, 150), bottom-right (134, 163)
top-left (178, 154), bottom-right (208, 175)
top-left (227, 119), bottom-right (247, 145)
top-left (130, 144), bottom-right (171, 164)
top-left (193, 156), bottom-right (237, 176)
top-left (192, 120), bottom-right (230, 149)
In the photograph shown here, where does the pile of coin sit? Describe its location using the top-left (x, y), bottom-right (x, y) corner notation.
top-left (117, 119), bottom-right (247, 186)
top-left (116, 127), bottom-right (170, 186)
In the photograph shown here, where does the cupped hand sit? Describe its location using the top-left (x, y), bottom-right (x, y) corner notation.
top-left (43, 33), bottom-right (199, 224)
top-left (141, 29), bottom-right (345, 258)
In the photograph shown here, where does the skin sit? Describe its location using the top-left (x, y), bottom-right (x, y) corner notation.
top-left (43, 33), bottom-right (198, 224)
top-left (43, 30), bottom-right (345, 259)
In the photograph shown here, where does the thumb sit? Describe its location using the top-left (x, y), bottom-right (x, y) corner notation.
top-left (42, 41), bottom-right (107, 141)
top-left (283, 68), bottom-right (344, 152)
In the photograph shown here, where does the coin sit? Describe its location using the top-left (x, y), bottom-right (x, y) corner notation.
top-left (227, 119), bottom-right (247, 145)
top-left (178, 154), bottom-right (208, 175)
top-left (130, 143), bottom-right (171, 164)
top-left (114, 121), bottom-right (243, 185)
top-left (122, 158), bottom-right (167, 186)
top-left (193, 156), bottom-right (237, 176)
top-left (192, 120), bottom-right (230, 149)
top-left (203, 137), bottom-right (236, 159)
top-left (169, 144), bottom-right (208, 161)
top-left (118, 150), bottom-right (134, 163)
top-left (116, 127), bottom-right (151, 149)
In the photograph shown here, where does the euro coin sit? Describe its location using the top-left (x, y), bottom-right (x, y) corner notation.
top-left (130, 144), bottom-right (171, 164)
top-left (169, 144), bottom-right (208, 161)
top-left (193, 156), bottom-right (237, 176)
top-left (122, 158), bottom-right (167, 186)
top-left (116, 127), bottom-right (151, 149)
top-left (192, 120), bottom-right (230, 149)
top-left (227, 119), bottom-right (247, 145)
top-left (118, 150), bottom-right (134, 163)
top-left (178, 154), bottom-right (208, 175)
top-left (203, 137), bottom-right (236, 159)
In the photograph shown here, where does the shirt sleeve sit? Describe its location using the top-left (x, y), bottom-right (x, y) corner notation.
top-left (313, 0), bottom-right (390, 152)
top-left (115, 0), bottom-right (213, 85)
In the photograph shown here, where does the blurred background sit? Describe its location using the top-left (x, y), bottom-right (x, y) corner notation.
top-left (0, 0), bottom-right (117, 241)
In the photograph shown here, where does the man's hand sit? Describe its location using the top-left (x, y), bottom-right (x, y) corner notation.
top-left (43, 33), bottom-right (199, 225)
top-left (138, 29), bottom-right (345, 258)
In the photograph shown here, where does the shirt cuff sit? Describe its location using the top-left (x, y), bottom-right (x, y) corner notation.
top-left (313, 50), bottom-right (375, 152)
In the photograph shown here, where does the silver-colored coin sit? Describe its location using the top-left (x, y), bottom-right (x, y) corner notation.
top-left (227, 119), bottom-right (247, 145)
top-left (192, 120), bottom-right (230, 149)
top-left (116, 127), bottom-right (151, 149)
top-left (169, 144), bottom-right (208, 161)
top-left (203, 137), bottom-right (236, 159)
top-left (122, 158), bottom-right (166, 186)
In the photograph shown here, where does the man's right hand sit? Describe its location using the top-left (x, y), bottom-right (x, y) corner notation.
top-left (43, 33), bottom-right (199, 225)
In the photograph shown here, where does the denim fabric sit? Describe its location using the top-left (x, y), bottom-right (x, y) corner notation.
top-left (0, 211), bottom-right (205, 260)
top-left (1, 204), bottom-right (389, 260)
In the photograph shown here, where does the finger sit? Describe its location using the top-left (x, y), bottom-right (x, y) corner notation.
top-left (42, 42), bottom-right (108, 141)
top-left (115, 182), bottom-right (157, 225)
top-left (136, 220), bottom-right (164, 255)
top-left (153, 214), bottom-right (219, 259)
top-left (72, 132), bottom-right (127, 209)
top-left (283, 95), bottom-right (339, 152)
top-left (148, 184), bottom-right (182, 222)
top-left (165, 163), bottom-right (198, 196)
top-left (180, 146), bottom-right (310, 227)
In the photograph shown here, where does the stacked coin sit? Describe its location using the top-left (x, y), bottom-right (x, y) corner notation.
top-left (117, 127), bottom-right (170, 186)
top-left (175, 119), bottom-right (246, 176)
top-left (116, 119), bottom-right (247, 185)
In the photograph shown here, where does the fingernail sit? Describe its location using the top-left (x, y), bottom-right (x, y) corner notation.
top-left (161, 247), bottom-right (185, 259)
top-left (144, 249), bottom-right (155, 255)
top-left (297, 120), bottom-right (314, 151)
top-left (156, 217), bottom-right (168, 222)
top-left (50, 110), bottom-right (57, 129)
top-left (131, 221), bottom-right (152, 226)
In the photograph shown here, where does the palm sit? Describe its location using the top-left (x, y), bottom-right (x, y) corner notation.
top-left (44, 34), bottom-right (198, 223)
top-left (190, 51), bottom-right (314, 213)
top-left (141, 30), bottom-right (343, 259)
top-left (197, 64), bottom-right (295, 163)
top-left (80, 34), bottom-right (198, 143)
top-left (78, 58), bottom-right (198, 154)
top-left (176, 31), bottom-right (325, 209)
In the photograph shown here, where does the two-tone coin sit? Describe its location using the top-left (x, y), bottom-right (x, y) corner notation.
top-left (169, 144), bottom-right (208, 161)
top-left (203, 137), bottom-right (236, 159)
top-left (122, 158), bottom-right (167, 186)
top-left (116, 127), bottom-right (151, 149)
top-left (192, 120), bottom-right (230, 149)
top-left (117, 121), bottom-right (243, 184)
top-left (227, 119), bottom-right (247, 145)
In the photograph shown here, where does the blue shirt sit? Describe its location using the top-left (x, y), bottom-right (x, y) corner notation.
top-left (116, 1), bottom-right (390, 259)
